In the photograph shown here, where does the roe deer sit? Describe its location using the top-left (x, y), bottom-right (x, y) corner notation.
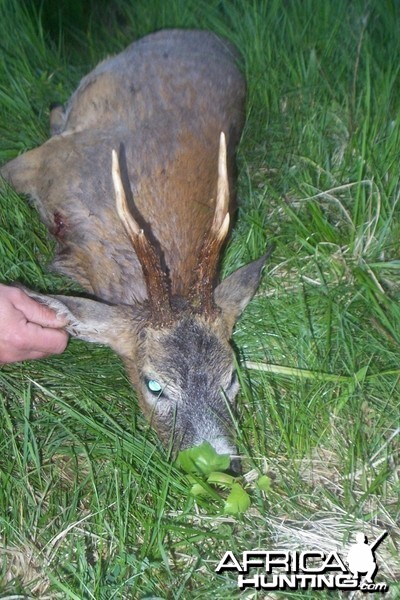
top-left (1, 30), bottom-right (270, 469)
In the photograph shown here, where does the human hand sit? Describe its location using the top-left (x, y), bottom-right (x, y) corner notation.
top-left (0, 284), bottom-right (69, 363)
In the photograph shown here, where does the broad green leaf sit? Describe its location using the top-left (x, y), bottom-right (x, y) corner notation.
top-left (207, 471), bottom-right (235, 487)
top-left (256, 475), bottom-right (272, 492)
top-left (223, 483), bottom-right (251, 515)
top-left (177, 442), bottom-right (230, 476)
top-left (190, 483), bottom-right (210, 497)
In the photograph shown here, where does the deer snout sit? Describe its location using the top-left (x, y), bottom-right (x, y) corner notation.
top-left (210, 439), bottom-right (242, 475)
top-left (227, 457), bottom-right (242, 476)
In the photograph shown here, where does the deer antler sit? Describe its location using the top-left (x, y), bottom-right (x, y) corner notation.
top-left (112, 149), bottom-right (172, 322)
top-left (191, 132), bottom-right (230, 316)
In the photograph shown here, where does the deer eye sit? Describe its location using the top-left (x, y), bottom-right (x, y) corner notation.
top-left (229, 371), bottom-right (238, 389)
top-left (145, 378), bottom-right (164, 397)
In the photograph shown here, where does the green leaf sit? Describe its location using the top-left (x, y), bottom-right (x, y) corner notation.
top-left (177, 442), bottom-right (230, 476)
top-left (256, 475), bottom-right (272, 492)
top-left (206, 471), bottom-right (235, 487)
top-left (190, 483), bottom-right (210, 497)
top-left (223, 483), bottom-right (251, 515)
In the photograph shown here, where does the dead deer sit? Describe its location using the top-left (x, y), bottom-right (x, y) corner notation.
top-left (1, 29), bottom-right (270, 470)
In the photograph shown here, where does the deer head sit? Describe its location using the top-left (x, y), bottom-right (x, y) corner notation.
top-left (24, 133), bottom-right (270, 465)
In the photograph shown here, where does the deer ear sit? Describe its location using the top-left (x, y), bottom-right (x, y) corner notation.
top-left (24, 290), bottom-right (143, 355)
top-left (1, 145), bottom-right (44, 197)
top-left (214, 249), bottom-right (273, 332)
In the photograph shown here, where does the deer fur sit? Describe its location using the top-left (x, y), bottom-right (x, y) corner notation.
top-left (1, 29), bottom-right (270, 465)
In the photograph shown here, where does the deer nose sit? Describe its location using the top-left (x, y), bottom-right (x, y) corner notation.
top-left (205, 438), bottom-right (241, 475)
top-left (228, 456), bottom-right (242, 476)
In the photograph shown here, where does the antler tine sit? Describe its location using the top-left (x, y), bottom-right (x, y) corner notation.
top-left (191, 132), bottom-right (231, 316)
top-left (112, 149), bottom-right (141, 239)
top-left (111, 149), bottom-right (171, 322)
top-left (211, 132), bottom-right (230, 240)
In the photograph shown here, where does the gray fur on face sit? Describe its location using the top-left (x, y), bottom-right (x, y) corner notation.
top-left (139, 316), bottom-right (239, 453)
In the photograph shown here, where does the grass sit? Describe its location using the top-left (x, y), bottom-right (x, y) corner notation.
top-left (0, 0), bottom-right (399, 597)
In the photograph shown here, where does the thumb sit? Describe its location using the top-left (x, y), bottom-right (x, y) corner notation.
top-left (13, 290), bottom-right (67, 328)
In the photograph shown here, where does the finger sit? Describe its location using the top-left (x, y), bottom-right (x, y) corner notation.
top-left (0, 340), bottom-right (67, 364)
top-left (12, 289), bottom-right (67, 328)
top-left (24, 322), bottom-right (69, 355)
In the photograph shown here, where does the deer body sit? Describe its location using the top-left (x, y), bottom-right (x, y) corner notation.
top-left (1, 30), bottom-right (268, 464)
